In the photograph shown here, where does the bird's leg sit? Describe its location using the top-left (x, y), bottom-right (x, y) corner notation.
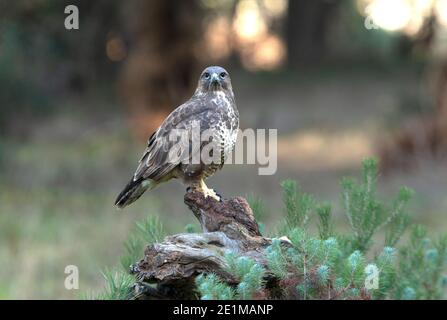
top-left (198, 179), bottom-right (220, 201)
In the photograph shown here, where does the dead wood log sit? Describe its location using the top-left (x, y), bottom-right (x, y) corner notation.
top-left (130, 190), bottom-right (287, 300)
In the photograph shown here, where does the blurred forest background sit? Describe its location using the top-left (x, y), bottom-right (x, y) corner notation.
top-left (1, 0), bottom-right (447, 299)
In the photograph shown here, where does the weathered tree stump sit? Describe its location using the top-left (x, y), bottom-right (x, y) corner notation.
top-left (130, 190), bottom-right (285, 299)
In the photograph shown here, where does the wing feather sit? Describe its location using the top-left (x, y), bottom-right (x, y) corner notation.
top-left (133, 96), bottom-right (216, 182)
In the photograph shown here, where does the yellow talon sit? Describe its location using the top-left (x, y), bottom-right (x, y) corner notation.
top-left (199, 179), bottom-right (221, 201)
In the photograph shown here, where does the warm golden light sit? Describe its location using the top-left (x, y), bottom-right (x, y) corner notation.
top-left (204, 0), bottom-right (288, 71)
top-left (414, 0), bottom-right (435, 15)
top-left (404, 0), bottom-right (435, 35)
top-left (262, 0), bottom-right (288, 18)
top-left (366, 0), bottom-right (412, 32)
top-left (106, 36), bottom-right (127, 62)
top-left (233, 0), bottom-right (268, 41)
top-left (277, 131), bottom-right (373, 171)
top-left (204, 16), bottom-right (232, 60)
top-left (241, 35), bottom-right (286, 71)
top-left (436, 0), bottom-right (447, 28)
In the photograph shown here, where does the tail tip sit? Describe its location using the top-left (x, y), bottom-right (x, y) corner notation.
top-left (114, 192), bottom-right (131, 209)
top-left (114, 201), bottom-right (125, 210)
top-left (114, 188), bottom-right (131, 209)
top-left (114, 178), bottom-right (152, 209)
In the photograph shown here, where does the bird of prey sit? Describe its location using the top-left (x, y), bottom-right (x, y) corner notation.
top-left (115, 66), bottom-right (239, 208)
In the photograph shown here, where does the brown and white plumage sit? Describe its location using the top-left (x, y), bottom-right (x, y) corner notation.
top-left (115, 66), bottom-right (239, 208)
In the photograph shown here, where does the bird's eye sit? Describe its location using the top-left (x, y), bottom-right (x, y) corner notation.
top-left (220, 72), bottom-right (226, 78)
top-left (203, 72), bottom-right (210, 79)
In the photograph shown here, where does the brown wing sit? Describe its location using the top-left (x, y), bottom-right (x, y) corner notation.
top-left (132, 96), bottom-right (216, 182)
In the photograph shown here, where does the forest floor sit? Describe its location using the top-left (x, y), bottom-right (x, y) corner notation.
top-left (1, 69), bottom-right (446, 299)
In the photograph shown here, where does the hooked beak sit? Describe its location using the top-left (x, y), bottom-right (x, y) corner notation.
top-left (210, 73), bottom-right (219, 84)
top-left (209, 73), bottom-right (221, 90)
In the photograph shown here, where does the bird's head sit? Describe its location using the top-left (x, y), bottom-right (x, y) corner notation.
top-left (195, 66), bottom-right (233, 95)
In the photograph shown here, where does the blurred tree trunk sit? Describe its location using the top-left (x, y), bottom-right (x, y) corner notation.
top-left (120, 0), bottom-right (203, 140)
top-left (432, 60), bottom-right (447, 154)
top-left (379, 15), bottom-right (447, 171)
top-left (286, 0), bottom-right (340, 67)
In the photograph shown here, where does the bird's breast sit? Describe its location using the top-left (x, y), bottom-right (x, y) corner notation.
top-left (210, 91), bottom-right (233, 110)
top-left (206, 90), bottom-right (239, 157)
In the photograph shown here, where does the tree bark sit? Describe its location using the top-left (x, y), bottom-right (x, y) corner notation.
top-left (130, 191), bottom-right (287, 300)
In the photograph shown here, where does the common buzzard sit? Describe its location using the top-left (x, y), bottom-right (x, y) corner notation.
top-left (115, 66), bottom-right (239, 208)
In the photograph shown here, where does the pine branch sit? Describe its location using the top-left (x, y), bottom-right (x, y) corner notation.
top-left (280, 180), bottom-right (315, 232)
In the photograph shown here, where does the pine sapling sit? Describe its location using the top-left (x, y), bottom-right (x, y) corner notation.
top-left (280, 180), bottom-right (315, 233)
